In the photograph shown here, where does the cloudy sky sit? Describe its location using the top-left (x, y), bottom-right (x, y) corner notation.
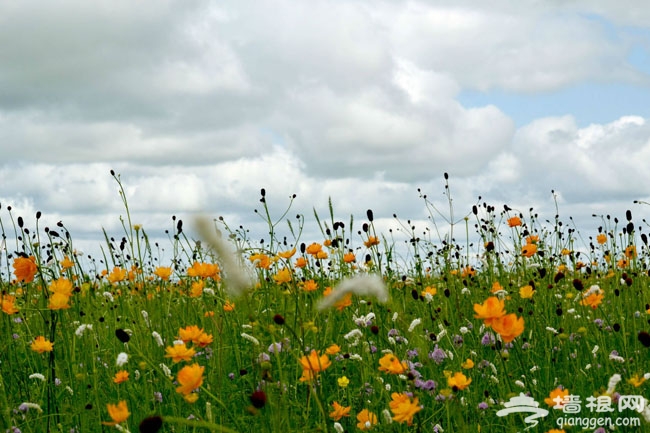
top-left (2, 0), bottom-right (650, 265)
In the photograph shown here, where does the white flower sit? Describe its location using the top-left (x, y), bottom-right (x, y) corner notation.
top-left (241, 333), bottom-right (260, 346)
top-left (459, 326), bottom-right (469, 334)
top-left (408, 318), bottom-right (421, 333)
top-left (333, 423), bottom-right (344, 433)
top-left (116, 352), bottom-right (129, 367)
top-left (203, 288), bottom-right (215, 296)
top-left (317, 274), bottom-right (388, 310)
top-left (606, 374), bottom-right (622, 394)
top-left (348, 353), bottom-right (363, 361)
top-left (344, 329), bottom-right (363, 341)
top-left (159, 363), bottom-right (172, 377)
top-left (141, 310), bottom-right (150, 326)
top-left (382, 409), bottom-right (393, 424)
top-left (74, 324), bottom-right (93, 337)
top-left (392, 312), bottom-right (399, 322)
top-left (514, 380), bottom-right (525, 388)
top-left (102, 292), bottom-right (114, 302)
top-left (29, 373), bottom-right (45, 381)
top-left (592, 345), bottom-right (599, 357)
top-left (151, 331), bottom-right (164, 347)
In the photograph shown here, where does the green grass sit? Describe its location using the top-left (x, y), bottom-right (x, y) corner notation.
top-left (0, 172), bottom-right (649, 433)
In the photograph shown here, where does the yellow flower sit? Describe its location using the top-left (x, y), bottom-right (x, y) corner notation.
top-left (13, 256), bottom-right (38, 283)
top-left (178, 325), bottom-right (206, 344)
top-left (329, 401), bottom-right (351, 421)
top-left (107, 267), bottom-right (127, 284)
top-left (273, 268), bottom-right (292, 284)
top-left (421, 286), bottom-right (437, 297)
top-left (277, 247), bottom-right (297, 259)
top-left (356, 409), bottom-right (378, 430)
top-left (561, 248), bottom-right (571, 256)
top-left (302, 279), bottom-right (318, 292)
top-left (60, 256), bottom-right (74, 270)
top-left (491, 313), bottom-right (525, 343)
top-left (461, 358), bottom-right (474, 369)
top-left (164, 343), bottom-right (196, 363)
top-left (337, 376), bottom-right (350, 388)
top-left (389, 392), bottom-right (422, 425)
top-left (580, 292), bottom-right (604, 309)
top-left (187, 262), bottom-right (220, 279)
top-left (298, 350), bottom-right (331, 382)
top-left (447, 372), bottom-right (472, 390)
top-left (103, 400), bottom-right (130, 426)
top-left (294, 257), bottom-right (307, 268)
top-left (183, 393), bottom-right (199, 403)
top-left (491, 281), bottom-right (504, 293)
top-left (153, 266), bottom-right (173, 281)
top-left (325, 344), bottom-right (341, 355)
top-left (596, 233), bottom-right (607, 245)
top-left (189, 280), bottom-right (204, 297)
top-left (223, 301), bottom-right (235, 312)
top-left (30, 336), bottom-right (54, 353)
top-left (49, 277), bottom-right (74, 296)
top-left (473, 297), bottom-right (506, 327)
top-left (378, 353), bottom-right (408, 375)
top-left (175, 363), bottom-right (204, 395)
top-left (48, 292), bottom-right (71, 310)
top-left (628, 374), bottom-right (646, 387)
top-left (112, 370), bottom-right (129, 384)
top-left (249, 253), bottom-right (271, 269)
top-left (519, 285), bottom-right (534, 299)
top-left (544, 387), bottom-right (569, 407)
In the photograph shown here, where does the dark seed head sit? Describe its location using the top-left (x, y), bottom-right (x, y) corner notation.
top-left (638, 331), bottom-right (650, 348)
top-left (272, 314), bottom-right (285, 325)
top-left (366, 209), bottom-right (374, 222)
top-left (250, 390), bottom-right (267, 408)
top-left (572, 278), bottom-right (583, 291)
top-left (115, 329), bottom-right (130, 343)
top-left (139, 416), bottom-right (163, 433)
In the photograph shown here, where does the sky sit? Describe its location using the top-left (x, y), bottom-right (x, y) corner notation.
top-left (2, 0), bottom-right (650, 267)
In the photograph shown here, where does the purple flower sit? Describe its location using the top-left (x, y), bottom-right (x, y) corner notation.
top-left (153, 392), bottom-right (163, 403)
top-left (452, 334), bottom-right (463, 347)
top-left (593, 318), bottom-right (604, 328)
top-left (478, 402), bottom-right (488, 410)
top-left (481, 332), bottom-right (495, 346)
top-left (428, 345), bottom-right (447, 364)
top-left (414, 378), bottom-right (437, 391)
top-left (387, 328), bottom-right (399, 337)
top-left (406, 349), bottom-right (419, 359)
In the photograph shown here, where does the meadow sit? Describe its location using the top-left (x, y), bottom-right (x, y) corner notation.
top-left (1, 171), bottom-right (649, 433)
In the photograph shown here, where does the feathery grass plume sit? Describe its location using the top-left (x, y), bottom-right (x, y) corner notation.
top-left (194, 215), bottom-right (254, 297)
top-left (317, 274), bottom-right (388, 311)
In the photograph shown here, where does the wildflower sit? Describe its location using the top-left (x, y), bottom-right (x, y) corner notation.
top-left (165, 343), bottom-right (196, 363)
top-left (491, 281), bottom-right (504, 293)
top-left (628, 374), bottom-right (646, 387)
top-left (194, 332), bottom-right (213, 347)
top-left (491, 313), bottom-right (525, 343)
top-left (153, 266), bottom-right (173, 280)
top-left (364, 236), bottom-right (380, 248)
top-left (378, 353), bottom-right (408, 374)
top-left (116, 352), bottom-right (129, 367)
top-left (356, 409), bottom-right (378, 430)
top-left (625, 245), bottom-right (637, 259)
top-left (249, 390), bottom-right (267, 408)
top-left (277, 247), bottom-right (296, 259)
top-left (298, 350), bottom-right (331, 382)
top-left (330, 401), bottom-right (351, 421)
top-left (507, 216), bottom-right (522, 227)
top-left (544, 387), bottom-right (569, 407)
top-left (521, 244), bottom-right (537, 258)
top-left (447, 372), bottom-right (472, 390)
top-left (29, 373), bottom-right (45, 381)
top-left (175, 363), bottom-right (204, 395)
top-left (241, 333), bottom-right (260, 345)
top-left (302, 279), bottom-right (318, 292)
top-left (461, 266), bottom-right (476, 278)
top-left (250, 253), bottom-right (271, 269)
top-left (525, 235), bottom-right (539, 244)
top-left (187, 262), bottom-right (220, 279)
top-left (189, 280), bottom-right (204, 297)
top-left (223, 301), bottom-right (235, 312)
top-left (13, 256), bottom-right (38, 283)
top-left (408, 318), bottom-right (421, 332)
top-left (461, 358), bottom-right (474, 369)
top-left (49, 277), bottom-right (73, 296)
top-left (317, 274), bottom-right (388, 310)
top-left (325, 344), bottom-right (341, 355)
top-left (273, 268), bottom-right (292, 284)
top-left (343, 252), bottom-right (356, 263)
top-left (580, 291), bottom-right (604, 309)
top-left (102, 401), bottom-right (130, 426)
top-left (60, 256), bottom-right (74, 270)
top-left (2, 294), bottom-right (19, 314)
top-left (519, 285), bottom-right (534, 299)
top-left (596, 233), bottom-right (607, 245)
top-left (294, 257), bottom-right (307, 268)
top-left (337, 376), bottom-right (350, 388)
top-left (306, 243), bottom-right (323, 256)
top-left (113, 370), bottom-right (129, 384)
top-left (107, 267), bottom-right (127, 284)
top-left (473, 297), bottom-right (506, 327)
top-left (429, 346), bottom-right (447, 364)
top-left (178, 325), bottom-right (206, 345)
top-left (75, 324), bottom-right (92, 337)
top-left (48, 292), bottom-right (71, 310)
top-left (30, 336), bottom-right (53, 353)
top-left (421, 285), bottom-right (437, 299)
top-left (389, 392), bottom-right (422, 425)
top-left (151, 331), bottom-right (164, 347)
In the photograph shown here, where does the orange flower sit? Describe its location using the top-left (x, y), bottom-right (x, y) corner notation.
top-left (189, 280), bottom-right (204, 297)
top-left (316, 250), bottom-right (328, 260)
top-left (175, 363), bottom-right (204, 395)
top-left (521, 243), bottom-right (537, 258)
top-left (389, 392), bottom-right (421, 425)
top-left (491, 281), bottom-right (504, 293)
top-left (302, 279), bottom-right (318, 292)
top-left (343, 252), bottom-right (356, 263)
top-left (580, 292), bottom-right (604, 309)
top-left (325, 344), bottom-right (341, 355)
top-left (356, 409), bottom-right (378, 430)
top-left (625, 245), bottom-right (637, 259)
top-left (165, 343), bottom-right (196, 363)
top-left (294, 257), bottom-right (307, 268)
top-left (544, 387), bottom-right (569, 407)
top-left (154, 266), bottom-right (173, 281)
top-left (596, 233), bottom-right (607, 245)
top-left (13, 256), bottom-right (37, 283)
top-left (107, 267), bottom-right (127, 284)
top-left (298, 350), bottom-right (331, 382)
top-left (112, 370), bottom-right (129, 384)
top-left (273, 268), bottom-right (292, 284)
top-left (30, 336), bottom-right (54, 353)
top-left (421, 286), bottom-right (437, 298)
top-left (364, 236), bottom-right (380, 248)
top-left (194, 332), bottom-right (213, 348)
top-left (507, 216), bottom-right (522, 227)
top-left (60, 256), bottom-right (74, 270)
top-left (187, 262), bottom-right (220, 279)
top-left (378, 353), bottom-right (408, 374)
top-left (473, 297), bottom-right (506, 327)
top-left (306, 243), bottom-right (323, 256)
top-left (1, 294), bottom-right (19, 315)
top-left (249, 253), bottom-right (271, 269)
top-left (223, 300), bottom-right (235, 312)
top-left (277, 247), bottom-right (297, 259)
top-left (447, 371), bottom-right (472, 390)
top-left (329, 401), bottom-right (351, 421)
top-left (178, 325), bottom-right (204, 344)
top-left (102, 401), bottom-right (130, 426)
top-left (525, 235), bottom-right (539, 245)
top-left (491, 313), bottom-right (525, 343)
